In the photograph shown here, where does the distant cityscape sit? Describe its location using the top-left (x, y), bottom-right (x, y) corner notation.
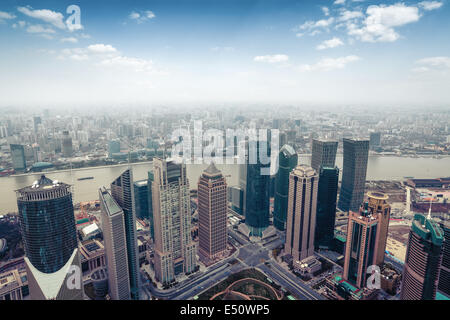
top-left (0, 0), bottom-right (449, 305)
top-left (0, 107), bottom-right (449, 301)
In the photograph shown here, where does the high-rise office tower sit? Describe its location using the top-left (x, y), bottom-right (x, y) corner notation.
top-left (401, 212), bottom-right (444, 300)
top-left (343, 202), bottom-right (380, 289)
top-left (134, 180), bottom-right (149, 220)
top-left (152, 158), bottom-right (197, 285)
top-left (367, 192), bottom-right (391, 265)
top-left (99, 187), bottom-right (131, 300)
top-left (240, 139), bottom-right (271, 237)
top-left (315, 166), bottom-right (339, 249)
top-left (285, 165), bottom-right (318, 262)
top-left (147, 170), bottom-right (154, 240)
top-left (33, 116), bottom-right (41, 133)
top-left (197, 162), bottom-right (227, 263)
top-left (10, 144), bottom-right (26, 172)
top-left (61, 131), bottom-right (73, 158)
top-left (108, 139), bottom-right (121, 158)
top-left (310, 139), bottom-right (338, 172)
top-left (273, 145), bottom-right (298, 231)
top-left (16, 175), bottom-right (83, 300)
top-left (438, 221), bottom-right (450, 296)
top-left (338, 138), bottom-right (369, 212)
top-left (369, 132), bottom-right (381, 149)
top-left (110, 169), bottom-right (140, 300)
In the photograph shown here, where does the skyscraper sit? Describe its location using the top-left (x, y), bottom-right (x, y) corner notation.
top-left (108, 139), bottom-right (120, 158)
top-left (147, 170), bottom-right (154, 240)
top-left (241, 139), bottom-right (271, 237)
top-left (315, 166), bottom-right (339, 249)
top-left (285, 165), bottom-right (318, 262)
top-left (134, 180), bottom-right (149, 220)
top-left (310, 139), bottom-right (338, 172)
top-left (152, 158), bottom-right (197, 285)
top-left (367, 192), bottom-right (391, 265)
top-left (401, 212), bottom-right (444, 300)
top-left (16, 175), bottom-right (83, 300)
top-left (369, 132), bottom-right (381, 149)
top-left (338, 138), bottom-right (369, 212)
top-left (343, 202), bottom-right (380, 289)
top-left (197, 162), bottom-right (227, 263)
top-left (61, 131), bottom-right (73, 158)
top-left (438, 221), bottom-right (450, 297)
top-left (110, 169), bottom-right (140, 300)
top-left (273, 145), bottom-right (298, 231)
top-left (10, 144), bottom-right (26, 172)
top-left (99, 187), bottom-right (131, 300)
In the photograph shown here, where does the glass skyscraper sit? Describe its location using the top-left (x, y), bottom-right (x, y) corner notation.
top-left (241, 139), bottom-right (271, 237)
top-left (273, 145), bottom-right (297, 231)
top-left (16, 175), bottom-right (83, 299)
top-left (111, 169), bottom-right (140, 300)
top-left (310, 139), bottom-right (338, 173)
top-left (134, 180), bottom-right (149, 221)
top-left (315, 166), bottom-right (339, 249)
top-left (338, 138), bottom-right (369, 212)
top-left (401, 213), bottom-right (444, 300)
top-left (10, 144), bottom-right (26, 172)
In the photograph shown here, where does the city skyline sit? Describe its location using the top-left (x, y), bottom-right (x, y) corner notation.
top-left (0, 0), bottom-right (449, 106)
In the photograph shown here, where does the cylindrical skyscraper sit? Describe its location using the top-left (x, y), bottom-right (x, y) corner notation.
top-left (401, 213), bottom-right (444, 300)
top-left (273, 145), bottom-right (298, 231)
top-left (16, 175), bottom-right (83, 300)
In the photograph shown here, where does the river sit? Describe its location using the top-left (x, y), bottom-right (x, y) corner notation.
top-left (0, 155), bottom-right (449, 214)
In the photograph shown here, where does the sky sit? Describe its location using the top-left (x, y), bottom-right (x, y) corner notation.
top-left (0, 0), bottom-right (449, 108)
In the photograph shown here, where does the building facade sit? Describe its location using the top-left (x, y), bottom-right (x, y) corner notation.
top-left (273, 145), bottom-right (298, 231)
top-left (367, 192), bottom-right (391, 265)
top-left (134, 180), bottom-right (149, 220)
top-left (197, 162), bottom-right (228, 263)
top-left (285, 165), bottom-right (318, 262)
top-left (110, 169), bottom-right (140, 300)
top-left (16, 175), bottom-right (83, 300)
top-left (152, 158), bottom-right (197, 285)
top-left (99, 187), bottom-right (131, 300)
top-left (401, 213), bottom-right (444, 300)
top-left (438, 221), bottom-right (450, 297)
top-left (241, 139), bottom-right (271, 237)
top-left (338, 138), bottom-right (369, 212)
top-left (310, 139), bottom-right (338, 172)
top-left (343, 202), bottom-right (380, 289)
top-left (10, 144), bottom-right (26, 172)
top-left (315, 166), bottom-right (339, 249)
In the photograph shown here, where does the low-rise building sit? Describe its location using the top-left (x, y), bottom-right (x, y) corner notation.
top-left (0, 269), bottom-right (24, 300)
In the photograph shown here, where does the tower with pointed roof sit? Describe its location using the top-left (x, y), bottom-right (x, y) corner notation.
top-left (197, 162), bottom-right (228, 263)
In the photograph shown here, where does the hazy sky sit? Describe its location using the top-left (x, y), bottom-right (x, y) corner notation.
top-left (0, 0), bottom-right (449, 107)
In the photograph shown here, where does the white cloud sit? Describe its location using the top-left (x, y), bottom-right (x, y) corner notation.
top-left (294, 17), bottom-right (335, 36)
top-left (338, 10), bottom-right (364, 22)
top-left (0, 11), bottom-right (16, 20)
top-left (347, 3), bottom-right (421, 42)
top-left (61, 37), bottom-right (78, 43)
top-left (129, 10), bottom-right (156, 23)
top-left (418, 1), bottom-right (443, 11)
top-left (26, 24), bottom-right (56, 34)
top-left (416, 56), bottom-right (450, 68)
top-left (299, 55), bottom-right (360, 72)
top-left (316, 37), bottom-right (344, 50)
top-left (99, 56), bottom-right (154, 72)
top-left (254, 54), bottom-right (289, 63)
top-left (87, 44), bottom-right (118, 54)
top-left (17, 6), bottom-right (66, 29)
top-left (322, 7), bottom-right (330, 16)
top-left (334, 0), bottom-right (346, 4)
